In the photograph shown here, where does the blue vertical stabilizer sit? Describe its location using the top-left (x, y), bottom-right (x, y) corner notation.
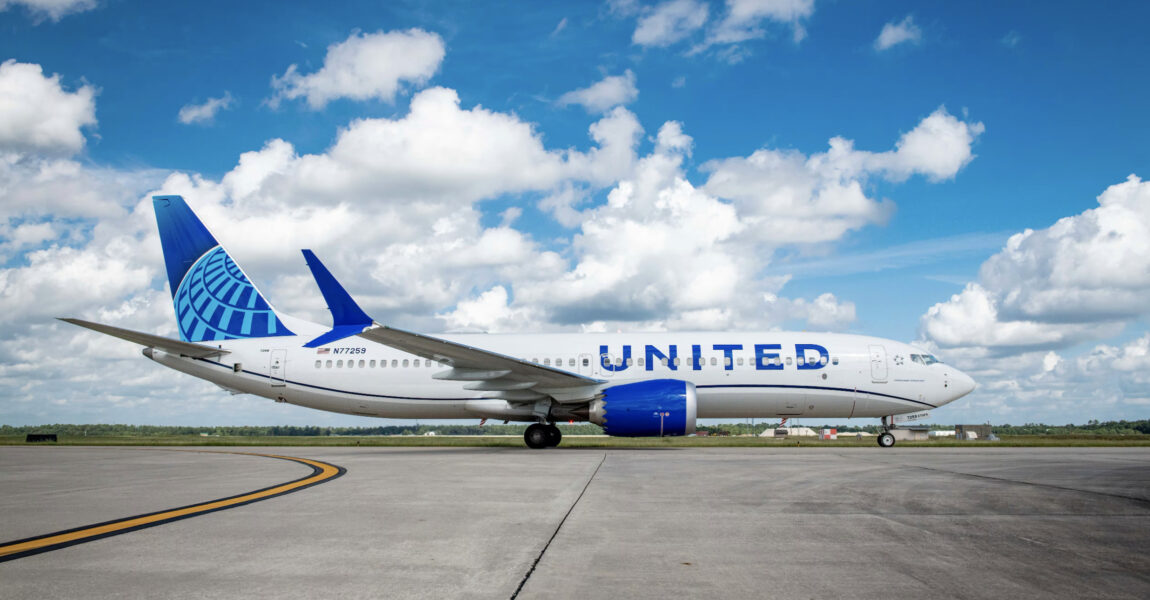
top-left (152, 196), bottom-right (293, 342)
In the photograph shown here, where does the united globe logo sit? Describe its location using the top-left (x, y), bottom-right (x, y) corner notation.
top-left (174, 246), bottom-right (292, 342)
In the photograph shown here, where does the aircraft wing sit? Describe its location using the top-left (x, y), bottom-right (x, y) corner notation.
top-left (60, 318), bottom-right (229, 358)
top-left (357, 325), bottom-right (602, 392)
top-left (304, 248), bottom-right (602, 400)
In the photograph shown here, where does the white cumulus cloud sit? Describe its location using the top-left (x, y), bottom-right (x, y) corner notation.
top-left (177, 92), bottom-right (235, 125)
top-left (269, 29), bottom-right (445, 109)
top-left (632, 0), bottom-right (710, 47)
top-left (0, 59), bottom-right (96, 156)
top-left (874, 15), bottom-right (922, 51)
top-left (702, 106), bottom-right (983, 245)
top-left (557, 70), bottom-right (639, 114)
top-left (921, 175), bottom-right (1150, 354)
top-left (707, 0), bottom-right (815, 45)
top-left (0, 0), bottom-right (96, 21)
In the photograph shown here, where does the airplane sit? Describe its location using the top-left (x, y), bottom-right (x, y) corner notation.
top-left (62, 196), bottom-right (976, 449)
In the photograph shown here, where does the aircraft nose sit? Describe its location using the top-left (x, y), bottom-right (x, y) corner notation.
top-left (951, 369), bottom-right (976, 400)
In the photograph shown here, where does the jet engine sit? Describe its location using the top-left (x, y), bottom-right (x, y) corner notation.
top-left (589, 379), bottom-right (697, 437)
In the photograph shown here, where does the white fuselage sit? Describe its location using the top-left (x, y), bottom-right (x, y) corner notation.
top-left (146, 318), bottom-right (971, 422)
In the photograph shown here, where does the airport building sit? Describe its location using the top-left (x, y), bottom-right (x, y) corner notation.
top-left (956, 424), bottom-right (994, 440)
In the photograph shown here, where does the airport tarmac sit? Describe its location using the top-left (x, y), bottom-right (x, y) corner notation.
top-left (1, 446), bottom-right (1148, 599)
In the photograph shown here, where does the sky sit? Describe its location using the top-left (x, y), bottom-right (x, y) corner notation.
top-left (1, 0), bottom-right (1148, 427)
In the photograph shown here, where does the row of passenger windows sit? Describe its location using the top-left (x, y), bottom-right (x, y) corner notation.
top-left (315, 358), bottom-right (443, 369)
top-left (313, 355), bottom-right (840, 369)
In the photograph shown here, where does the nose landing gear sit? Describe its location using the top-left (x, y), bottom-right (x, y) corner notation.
top-left (877, 416), bottom-right (896, 448)
top-left (524, 423), bottom-right (562, 449)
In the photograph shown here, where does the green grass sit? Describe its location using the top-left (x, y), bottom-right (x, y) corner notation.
top-left (3, 434), bottom-right (1149, 448)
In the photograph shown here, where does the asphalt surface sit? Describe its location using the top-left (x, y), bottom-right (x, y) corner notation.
top-left (1, 446), bottom-right (1147, 599)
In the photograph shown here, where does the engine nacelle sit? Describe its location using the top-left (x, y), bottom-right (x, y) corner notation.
top-left (589, 379), bottom-right (697, 437)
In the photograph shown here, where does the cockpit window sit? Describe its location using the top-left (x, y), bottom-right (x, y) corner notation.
top-left (911, 354), bottom-right (942, 365)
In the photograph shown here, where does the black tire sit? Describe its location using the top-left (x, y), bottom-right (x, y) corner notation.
top-left (524, 423), bottom-right (550, 449)
top-left (877, 432), bottom-right (896, 448)
top-left (544, 424), bottom-right (562, 448)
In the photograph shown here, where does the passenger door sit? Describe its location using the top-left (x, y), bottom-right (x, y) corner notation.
top-left (868, 345), bottom-right (888, 383)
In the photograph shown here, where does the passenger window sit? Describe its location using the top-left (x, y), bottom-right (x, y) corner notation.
top-left (627, 358), bottom-right (634, 367)
top-left (832, 357), bottom-right (839, 365)
top-left (637, 357), bottom-right (645, 367)
top-left (710, 357), bottom-right (717, 366)
top-left (583, 358), bottom-right (590, 366)
top-left (359, 360), bottom-right (366, 368)
top-left (615, 357), bottom-right (623, 367)
top-left (569, 358), bottom-right (576, 367)
top-left (724, 357), bottom-right (732, 367)
top-left (325, 360), bottom-right (332, 368)
top-left (674, 357), bottom-right (681, 367)
top-left (337, 360), bottom-right (344, 368)
top-left (797, 357), bottom-right (805, 366)
top-left (544, 358), bottom-right (551, 366)
top-left (369, 360), bottom-right (376, 368)
top-left (820, 356), bottom-right (827, 366)
top-left (786, 357), bottom-right (793, 365)
top-left (737, 358), bottom-right (744, 366)
top-left (391, 360), bottom-right (397, 367)
top-left (315, 360), bottom-right (321, 368)
top-left (661, 357), bottom-right (668, 366)
top-left (402, 359), bottom-right (409, 367)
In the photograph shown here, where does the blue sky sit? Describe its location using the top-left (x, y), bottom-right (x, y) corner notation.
top-left (1, 0), bottom-right (1148, 427)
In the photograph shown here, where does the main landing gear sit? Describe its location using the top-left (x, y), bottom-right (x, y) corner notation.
top-left (524, 423), bottom-right (562, 449)
top-left (877, 416), bottom-right (896, 448)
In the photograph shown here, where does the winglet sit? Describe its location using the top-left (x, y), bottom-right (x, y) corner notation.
top-left (301, 249), bottom-right (374, 348)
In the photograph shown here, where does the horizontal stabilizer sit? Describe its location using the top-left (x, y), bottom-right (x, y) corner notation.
top-left (60, 318), bottom-right (229, 358)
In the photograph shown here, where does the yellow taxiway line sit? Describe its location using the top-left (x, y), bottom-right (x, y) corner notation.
top-left (0, 450), bottom-right (345, 563)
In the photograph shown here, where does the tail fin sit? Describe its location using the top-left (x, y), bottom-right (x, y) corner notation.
top-left (153, 195), bottom-right (293, 342)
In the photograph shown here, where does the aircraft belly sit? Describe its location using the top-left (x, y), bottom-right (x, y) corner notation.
top-left (291, 380), bottom-right (475, 419)
top-left (696, 386), bottom-right (860, 419)
top-left (696, 387), bottom-right (781, 418)
top-left (851, 394), bottom-right (924, 417)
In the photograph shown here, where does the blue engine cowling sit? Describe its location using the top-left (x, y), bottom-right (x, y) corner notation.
top-left (589, 379), bottom-right (697, 437)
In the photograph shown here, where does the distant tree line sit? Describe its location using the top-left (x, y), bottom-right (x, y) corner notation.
top-left (3, 419), bottom-right (1148, 437)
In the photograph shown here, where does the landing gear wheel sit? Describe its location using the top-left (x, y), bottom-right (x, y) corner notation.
top-left (877, 432), bottom-right (896, 448)
top-left (543, 424), bottom-right (562, 448)
top-left (524, 423), bottom-right (551, 449)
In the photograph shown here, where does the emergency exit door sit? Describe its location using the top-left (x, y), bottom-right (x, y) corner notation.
top-left (270, 349), bottom-right (286, 387)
